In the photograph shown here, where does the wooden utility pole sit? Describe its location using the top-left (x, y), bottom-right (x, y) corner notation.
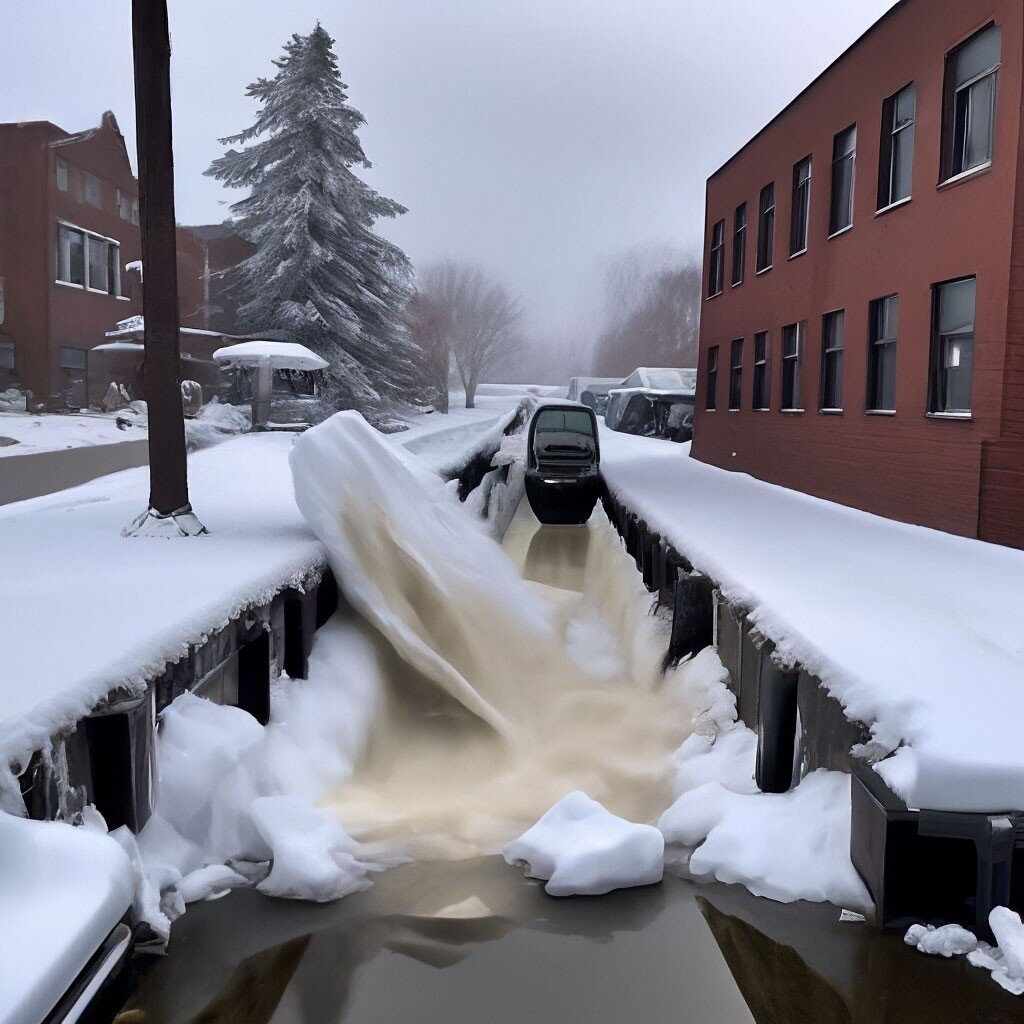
top-left (124, 0), bottom-right (206, 536)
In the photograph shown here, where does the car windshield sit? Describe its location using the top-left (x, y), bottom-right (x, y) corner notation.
top-left (535, 409), bottom-right (594, 436)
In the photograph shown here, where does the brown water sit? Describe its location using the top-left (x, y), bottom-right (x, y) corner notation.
top-left (122, 502), bottom-right (1024, 1023)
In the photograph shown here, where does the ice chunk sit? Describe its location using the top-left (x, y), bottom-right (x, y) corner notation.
top-left (177, 864), bottom-right (248, 904)
top-left (904, 922), bottom-right (978, 957)
top-left (250, 795), bottom-right (375, 903)
top-left (503, 791), bottom-right (664, 897)
top-left (969, 908), bottom-right (1024, 995)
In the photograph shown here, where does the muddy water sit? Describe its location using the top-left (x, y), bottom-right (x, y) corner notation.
top-left (122, 503), bottom-right (1024, 1023)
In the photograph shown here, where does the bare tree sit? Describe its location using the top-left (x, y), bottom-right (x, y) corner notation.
top-left (420, 261), bottom-right (525, 408)
top-left (593, 247), bottom-right (701, 377)
top-left (405, 288), bottom-right (451, 413)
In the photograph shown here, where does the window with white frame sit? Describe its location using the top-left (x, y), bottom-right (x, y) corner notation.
top-left (878, 84), bottom-right (916, 209)
top-left (729, 338), bottom-right (743, 410)
top-left (868, 294), bottom-right (899, 412)
top-left (56, 159), bottom-right (69, 192)
top-left (929, 277), bottom-right (976, 414)
top-left (708, 219), bottom-right (725, 297)
top-left (781, 323), bottom-right (802, 410)
top-left (830, 126), bottom-right (856, 235)
top-left (756, 183), bottom-right (775, 272)
top-left (117, 188), bottom-right (134, 221)
top-left (57, 223), bottom-right (121, 295)
top-left (705, 345), bottom-right (719, 411)
top-left (820, 310), bottom-right (845, 410)
top-left (943, 25), bottom-right (1000, 181)
top-left (731, 204), bottom-right (746, 286)
top-left (790, 157), bottom-right (811, 255)
top-left (752, 331), bottom-right (770, 410)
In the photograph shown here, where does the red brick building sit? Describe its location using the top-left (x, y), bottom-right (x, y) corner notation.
top-left (694, 0), bottom-right (1024, 549)
top-left (0, 113), bottom-right (253, 408)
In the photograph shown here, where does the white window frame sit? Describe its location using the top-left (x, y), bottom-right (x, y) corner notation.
top-left (56, 220), bottom-right (123, 297)
top-left (56, 159), bottom-right (69, 192)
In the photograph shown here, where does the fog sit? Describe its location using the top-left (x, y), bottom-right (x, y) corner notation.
top-left (1, 0), bottom-right (898, 357)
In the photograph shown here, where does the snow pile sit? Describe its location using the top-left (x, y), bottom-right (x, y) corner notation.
top-left (0, 812), bottom-right (133, 1024)
top-left (126, 616), bottom-right (383, 938)
top-left (969, 908), bottom-right (1024, 996)
top-left (184, 398), bottom-right (250, 450)
top-left (599, 429), bottom-right (1024, 814)
top-left (503, 791), bottom-right (664, 896)
top-left (0, 387), bottom-right (26, 413)
top-left (904, 922), bottom-right (978, 957)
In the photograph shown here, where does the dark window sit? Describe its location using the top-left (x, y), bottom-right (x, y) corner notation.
top-left (756, 183), bottom-right (775, 272)
top-left (84, 172), bottom-right (102, 209)
top-left (929, 277), bottom-right (976, 414)
top-left (820, 310), bottom-right (845, 410)
top-left (0, 339), bottom-right (13, 370)
top-left (731, 204), bottom-right (746, 286)
top-left (729, 339), bottom-right (743, 410)
top-left (878, 84), bottom-right (916, 208)
top-left (56, 159), bottom-right (68, 192)
top-left (867, 295), bottom-right (899, 412)
top-left (57, 225), bottom-right (86, 286)
top-left (943, 25), bottom-right (1000, 180)
top-left (87, 236), bottom-right (108, 293)
top-left (59, 347), bottom-right (87, 371)
top-left (829, 125), bottom-right (857, 235)
top-left (781, 323), bottom-right (802, 410)
top-left (790, 157), bottom-right (811, 255)
top-left (752, 331), bottom-right (770, 410)
top-left (706, 345), bottom-right (719, 411)
top-left (708, 219), bottom-right (725, 297)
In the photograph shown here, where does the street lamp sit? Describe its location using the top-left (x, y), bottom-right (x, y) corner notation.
top-left (122, 0), bottom-right (207, 538)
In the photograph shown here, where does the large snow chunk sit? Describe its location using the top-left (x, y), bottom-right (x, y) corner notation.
top-left (968, 907), bottom-right (1024, 996)
top-left (0, 812), bottom-right (133, 1024)
top-left (904, 922), bottom-right (978, 957)
top-left (250, 795), bottom-right (374, 902)
top-left (503, 791), bottom-right (664, 897)
top-left (658, 770), bottom-right (870, 908)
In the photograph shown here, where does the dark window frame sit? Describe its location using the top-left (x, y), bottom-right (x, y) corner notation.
top-left (0, 339), bottom-right (13, 371)
top-left (59, 346), bottom-right (87, 372)
top-left (708, 219), bottom-right (725, 298)
top-left (820, 309), bottom-right (846, 411)
top-left (829, 125), bottom-right (857, 236)
top-left (728, 339), bottom-right (743, 411)
top-left (790, 157), bottom-right (811, 256)
top-left (928, 276), bottom-right (976, 415)
top-left (752, 331), bottom-right (770, 410)
top-left (705, 345), bottom-right (719, 411)
top-left (941, 24), bottom-right (1001, 182)
top-left (867, 294), bottom-right (899, 413)
top-left (756, 183), bottom-right (775, 273)
top-left (731, 204), bottom-right (746, 287)
top-left (878, 84), bottom-right (916, 210)
top-left (781, 323), bottom-right (803, 411)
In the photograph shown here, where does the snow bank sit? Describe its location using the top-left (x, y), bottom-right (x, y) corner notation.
top-left (600, 429), bottom-right (1024, 813)
top-left (655, 716), bottom-right (872, 909)
top-left (503, 791), bottom-right (664, 897)
top-left (0, 433), bottom-right (324, 809)
top-left (0, 812), bottom-right (133, 1024)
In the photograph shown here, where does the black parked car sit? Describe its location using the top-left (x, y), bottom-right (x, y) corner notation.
top-left (524, 403), bottom-right (601, 525)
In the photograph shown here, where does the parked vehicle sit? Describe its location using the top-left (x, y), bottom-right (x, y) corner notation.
top-left (524, 403), bottom-right (601, 525)
top-left (565, 377), bottom-right (621, 416)
top-left (604, 367), bottom-right (697, 442)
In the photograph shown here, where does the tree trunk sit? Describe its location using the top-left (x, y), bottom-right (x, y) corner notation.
top-left (465, 378), bottom-right (477, 408)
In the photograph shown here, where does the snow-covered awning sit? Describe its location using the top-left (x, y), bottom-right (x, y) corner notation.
top-left (105, 315), bottom-right (230, 340)
top-left (213, 341), bottom-right (328, 371)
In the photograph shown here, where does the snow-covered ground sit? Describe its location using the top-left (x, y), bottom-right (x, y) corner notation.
top-left (599, 428), bottom-right (1024, 814)
top-left (0, 400), bottom-right (250, 460)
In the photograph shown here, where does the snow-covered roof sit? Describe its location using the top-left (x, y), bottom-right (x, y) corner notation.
top-left (213, 341), bottom-right (328, 371)
top-left (105, 315), bottom-right (228, 340)
top-left (619, 367), bottom-right (698, 393)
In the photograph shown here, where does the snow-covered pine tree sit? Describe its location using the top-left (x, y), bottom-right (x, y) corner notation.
top-left (206, 24), bottom-right (418, 420)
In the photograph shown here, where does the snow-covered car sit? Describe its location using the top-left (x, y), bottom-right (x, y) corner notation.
top-left (565, 377), bottom-right (621, 416)
top-left (524, 403), bottom-right (601, 525)
top-left (603, 367), bottom-right (697, 442)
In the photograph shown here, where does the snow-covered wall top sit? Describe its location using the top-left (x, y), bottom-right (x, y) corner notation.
top-left (599, 428), bottom-right (1024, 814)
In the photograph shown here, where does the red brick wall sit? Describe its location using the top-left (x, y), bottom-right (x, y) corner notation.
top-left (693, 0), bottom-right (1024, 544)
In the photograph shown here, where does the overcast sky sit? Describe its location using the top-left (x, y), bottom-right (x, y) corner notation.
top-left (1, 0), bottom-right (897, 343)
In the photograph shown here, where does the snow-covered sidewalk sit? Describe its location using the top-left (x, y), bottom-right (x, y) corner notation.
top-left (598, 428), bottom-right (1024, 814)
